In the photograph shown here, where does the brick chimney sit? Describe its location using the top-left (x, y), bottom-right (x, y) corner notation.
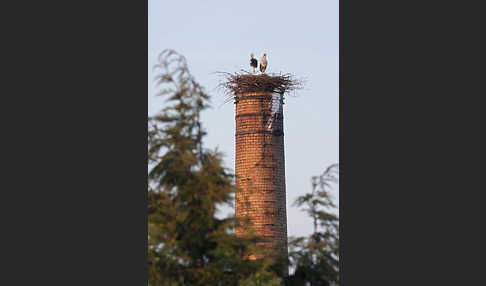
top-left (234, 91), bottom-right (288, 260)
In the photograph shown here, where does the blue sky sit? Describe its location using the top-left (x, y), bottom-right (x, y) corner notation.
top-left (148, 0), bottom-right (338, 238)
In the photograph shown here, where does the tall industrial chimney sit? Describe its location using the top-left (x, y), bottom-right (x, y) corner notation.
top-left (234, 90), bottom-right (288, 259)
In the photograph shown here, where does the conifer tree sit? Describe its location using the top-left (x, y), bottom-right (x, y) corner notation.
top-left (287, 164), bottom-right (340, 286)
top-left (148, 50), bottom-right (281, 286)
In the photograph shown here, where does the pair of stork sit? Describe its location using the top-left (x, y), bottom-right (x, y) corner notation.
top-left (250, 53), bottom-right (267, 74)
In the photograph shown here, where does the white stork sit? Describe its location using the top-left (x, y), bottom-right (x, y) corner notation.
top-left (259, 53), bottom-right (267, 73)
top-left (250, 53), bottom-right (258, 73)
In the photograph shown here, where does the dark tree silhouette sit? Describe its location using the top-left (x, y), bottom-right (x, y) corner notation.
top-left (287, 164), bottom-right (340, 286)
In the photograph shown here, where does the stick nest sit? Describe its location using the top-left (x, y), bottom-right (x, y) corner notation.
top-left (218, 71), bottom-right (304, 97)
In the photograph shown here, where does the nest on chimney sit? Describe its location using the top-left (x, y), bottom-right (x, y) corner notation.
top-left (217, 70), bottom-right (303, 100)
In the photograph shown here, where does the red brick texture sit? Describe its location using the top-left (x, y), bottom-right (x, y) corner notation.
top-left (234, 91), bottom-right (288, 257)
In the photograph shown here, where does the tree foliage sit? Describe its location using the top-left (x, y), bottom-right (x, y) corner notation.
top-left (148, 50), bottom-right (281, 286)
top-left (287, 164), bottom-right (340, 286)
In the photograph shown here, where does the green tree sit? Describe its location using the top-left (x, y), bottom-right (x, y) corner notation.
top-left (287, 164), bottom-right (340, 286)
top-left (148, 50), bottom-right (281, 286)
